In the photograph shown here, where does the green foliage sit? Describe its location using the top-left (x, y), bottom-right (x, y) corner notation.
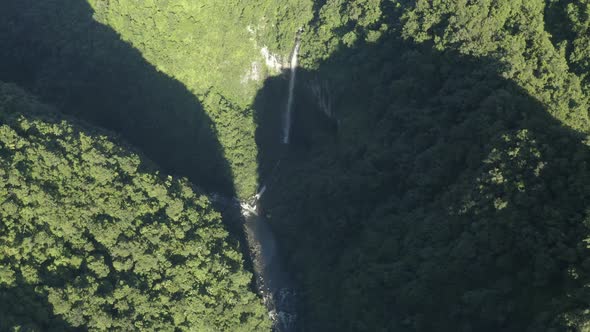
top-left (5, 0), bottom-right (590, 331)
top-left (88, 0), bottom-right (314, 197)
top-left (398, 0), bottom-right (590, 132)
top-left (89, 0), bottom-right (312, 105)
top-left (0, 0), bottom-right (238, 196)
top-left (546, 0), bottom-right (590, 92)
top-left (300, 0), bottom-right (388, 68)
top-left (0, 82), bottom-right (270, 331)
top-left (202, 93), bottom-right (259, 197)
top-left (253, 1), bottom-right (590, 331)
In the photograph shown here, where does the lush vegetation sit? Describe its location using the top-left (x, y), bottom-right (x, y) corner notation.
top-left (4, 0), bottom-right (590, 331)
top-left (0, 0), bottom-right (314, 198)
top-left (0, 0), bottom-right (236, 196)
top-left (88, 0), bottom-right (314, 197)
top-left (0, 82), bottom-right (270, 331)
top-left (253, 0), bottom-right (590, 331)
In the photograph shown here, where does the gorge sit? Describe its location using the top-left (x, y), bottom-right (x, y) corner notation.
top-left (4, 1), bottom-right (590, 332)
top-left (221, 29), bottom-right (305, 332)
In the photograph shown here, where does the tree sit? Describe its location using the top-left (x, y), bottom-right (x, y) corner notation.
top-left (0, 82), bottom-right (271, 331)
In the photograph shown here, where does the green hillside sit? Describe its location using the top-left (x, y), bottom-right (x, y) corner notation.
top-left (252, 0), bottom-right (590, 331)
top-left (3, 0), bottom-right (590, 331)
top-left (0, 82), bottom-right (270, 331)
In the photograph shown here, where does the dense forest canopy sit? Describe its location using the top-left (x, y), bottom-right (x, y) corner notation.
top-left (0, 82), bottom-right (269, 331)
top-left (87, 0), bottom-right (314, 198)
top-left (3, 0), bottom-right (590, 331)
top-left (257, 0), bottom-right (590, 331)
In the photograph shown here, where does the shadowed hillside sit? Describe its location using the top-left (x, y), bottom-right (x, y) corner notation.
top-left (0, 0), bottom-right (234, 195)
top-left (253, 27), bottom-right (590, 332)
top-left (3, 0), bottom-right (590, 331)
top-left (0, 81), bottom-right (271, 331)
top-left (0, 2), bottom-right (273, 330)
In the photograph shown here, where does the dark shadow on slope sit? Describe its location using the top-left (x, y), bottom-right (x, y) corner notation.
top-left (0, 1), bottom-right (258, 329)
top-left (253, 28), bottom-right (590, 332)
top-left (544, 1), bottom-right (579, 74)
top-left (544, 0), bottom-right (590, 91)
top-left (545, 0), bottom-right (576, 46)
top-left (0, 0), bottom-right (233, 195)
top-left (0, 281), bottom-right (80, 332)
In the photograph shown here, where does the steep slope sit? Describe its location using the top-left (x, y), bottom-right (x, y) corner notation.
top-left (0, 82), bottom-right (270, 331)
top-left (87, 0), bottom-right (315, 197)
top-left (0, 0), bottom-right (242, 197)
top-left (252, 0), bottom-right (590, 331)
top-left (5, 0), bottom-right (590, 331)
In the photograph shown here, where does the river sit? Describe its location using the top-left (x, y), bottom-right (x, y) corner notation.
top-left (212, 29), bottom-right (303, 332)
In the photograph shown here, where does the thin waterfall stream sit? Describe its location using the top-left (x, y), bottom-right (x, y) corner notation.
top-left (282, 31), bottom-right (302, 144)
top-left (211, 29), bottom-right (303, 332)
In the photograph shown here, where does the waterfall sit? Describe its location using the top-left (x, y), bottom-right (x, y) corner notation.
top-left (282, 31), bottom-right (302, 144)
top-left (212, 30), bottom-right (304, 332)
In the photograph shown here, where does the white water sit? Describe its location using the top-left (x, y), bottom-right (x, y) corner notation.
top-left (282, 37), bottom-right (301, 144)
top-left (213, 31), bottom-right (304, 332)
top-left (258, 31), bottom-right (304, 331)
top-left (240, 185), bottom-right (266, 217)
top-left (261, 46), bottom-right (284, 73)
